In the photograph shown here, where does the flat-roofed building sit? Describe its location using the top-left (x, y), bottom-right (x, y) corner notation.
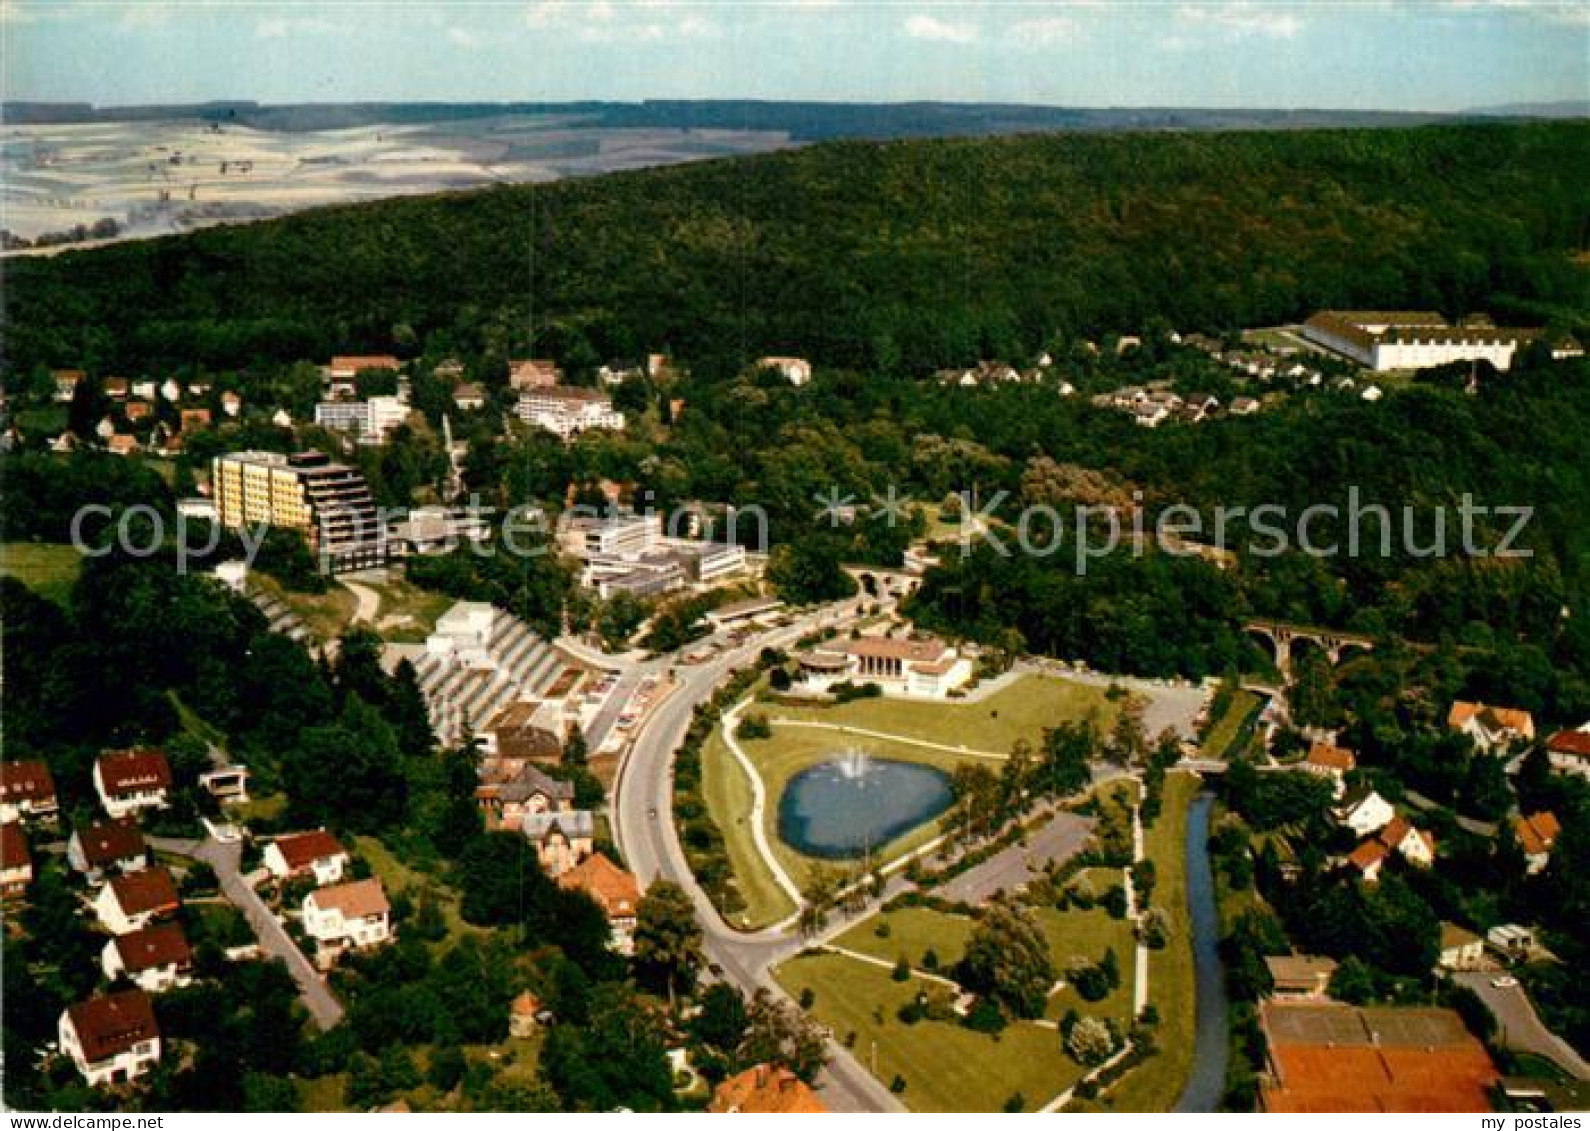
top-left (212, 450), bottom-right (386, 573)
top-left (515, 386), bottom-right (624, 440)
top-left (313, 394), bottom-right (411, 444)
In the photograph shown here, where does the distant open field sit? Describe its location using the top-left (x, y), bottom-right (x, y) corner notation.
top-left (0, 113), bottom-right (792, 246)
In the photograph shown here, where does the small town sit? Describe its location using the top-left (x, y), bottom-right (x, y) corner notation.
top-left (2, 0), bottom-right (1589, 1121)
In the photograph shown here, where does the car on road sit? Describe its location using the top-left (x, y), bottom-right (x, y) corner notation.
top-left (1491, 975), bottom-right (1519, 989)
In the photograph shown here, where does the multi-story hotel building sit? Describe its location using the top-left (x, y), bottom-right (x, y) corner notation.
top-left (211, 450), bottom-right (386, 573)
top-left (514, 386), bottom-right (625, 441)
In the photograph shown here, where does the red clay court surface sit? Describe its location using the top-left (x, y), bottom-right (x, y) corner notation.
top-left (1261, 1002), bottom-right (1499, 1112)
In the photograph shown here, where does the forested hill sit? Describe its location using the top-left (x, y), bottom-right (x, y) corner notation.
top-left (5, 122), bottom-right (1587, 376)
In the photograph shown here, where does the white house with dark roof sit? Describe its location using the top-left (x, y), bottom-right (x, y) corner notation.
top-left (263, 830), bottom-right (350, 886)
top-left (59, 990), bottom-right (161, 1087)
top-left (93, 749), bottom-right (172, 818)
top-left (102, 922), bottom-right (194, 993)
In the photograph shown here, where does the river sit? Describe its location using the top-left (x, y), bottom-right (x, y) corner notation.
top-left (1173, 792), bottom-right (1230, 1112)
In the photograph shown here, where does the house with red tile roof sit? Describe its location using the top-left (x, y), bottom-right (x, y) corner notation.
top-left (68, 816), bottom-right (147, 882)
top-left (709, 1063), bottom-right (827, 1113)
top-left (93, 749), bottom-right (172, 818)
top-left (58, 989), bottom-right (161, 1087)
top-left (1546, 725), bottom-right (1590, 780)
top-left (1, 822), bottom-right (33, 900)
top-left (1448, 701), bottom-right (1536, 755)
top-left (0, 760), bottom-right (58, 824)
top-left (557, 852), bottom-right (641, 954)
top-left (94, 868), bottom-right (180, 936)
top-left (1348, 816), bottom-right (1435, 882)
top-left (263, 830), bottom-right (350, 886)
top-left (1513, 812), bottom-right (1561, 876)
top-left (102, 922), bottom-right (194, 993)
top-left (1302, 742), bottom-right (1356, 798)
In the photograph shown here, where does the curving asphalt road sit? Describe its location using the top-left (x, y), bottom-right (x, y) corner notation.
top-left (611, 599), bottom-right (905, 1112)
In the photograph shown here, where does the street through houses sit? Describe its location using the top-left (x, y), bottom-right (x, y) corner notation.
top-left (148, 834), bottom-right (344, 1030)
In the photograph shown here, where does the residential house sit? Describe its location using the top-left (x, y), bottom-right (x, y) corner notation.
top-left (302, 878), bottom-right (392, 965)
top-left (160, 377), bottom-right (183, 403)
top-left (220, 390), bottom-right (242, 417)
top-left (68, 817), bottom-right (147, 882)
top-left (1, 822), bottom-right (33, 900)
top-left (1545, 724), bottom-right (1590, 780)
top-left (1347, 837), bottom-right (1393, 883)
top-left (1335, 786), bottom-right (1394, 838)
top-left (1263, 954), bottom-right (1337, 999)
top-left (756, 356), bottom-right (812, 387)
top-left (476, 763), bottom-right (575, 832)
top-left (1348, 816), bottom-right (1434, 881)
top-left (326, 355), bottom-right (401, 385)
top-left (452, 382), bottom-right (486, 410)
top-left (0, 760), bottom-right (59, 824)
top-left (1230, 396), bottom-right (1261, 416)
top-left (179, 407), bottom-right (211, 432)
top-left (106, 434), bottom-right (140, 457)
top-left (59, 989), bottom-right (161, 1087)
top-left (53, 369), bottom-right (84, 402)
top-left (1379, 816), bottom-right (1436, 868)
top-left (93, 748), bottom-right (172, 818)
top-left (263, 830), bottom-right (351, 886)
top-left (1514, 812), bottom-right (1561, 876)
top-left (1448, 701), bottom-right (1536, 755)
top-left (131, 380), bottom-right (157, 400)
top-left (521, 810), bottom-right (594, 877)
top-left (104, 376), bottom-right (129, 401)
top-left (1301, 742), bottom-right (1356, 799)
top-left (94, 868), bottom-right (180, 935)
top-left (508, 991), bottom-right (543, 1039)
top-left (557, 852), bottom-right (641, 955)
top-left (102, 922), bottom-right (194, 993)
top-left (509, 358), bottom-right (563, 390)
top-left (709, 1063), bottom-right (827, 1114)
top-left (124, 400), bottom-right (152, 422)
top-left (1438, 923), bottom-right (1485, 971)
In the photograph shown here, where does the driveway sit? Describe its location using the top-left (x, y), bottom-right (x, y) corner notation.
top-left (1453, 971), bottom-right (1590, 1080)
top-left (150, 834), bottom-right (344, 1030)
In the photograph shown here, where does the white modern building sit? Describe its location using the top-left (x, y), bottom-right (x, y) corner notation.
top-left (515, 386), bottom-right (625, 440)
top-left (313, 394), bottom-right (412, 444)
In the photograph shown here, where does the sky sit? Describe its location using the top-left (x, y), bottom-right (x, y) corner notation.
top-left (1, 1), bottom-right (1586, 113)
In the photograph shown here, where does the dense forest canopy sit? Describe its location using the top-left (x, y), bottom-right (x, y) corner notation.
top-left (4, 122), bottom-right (1587, 376)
